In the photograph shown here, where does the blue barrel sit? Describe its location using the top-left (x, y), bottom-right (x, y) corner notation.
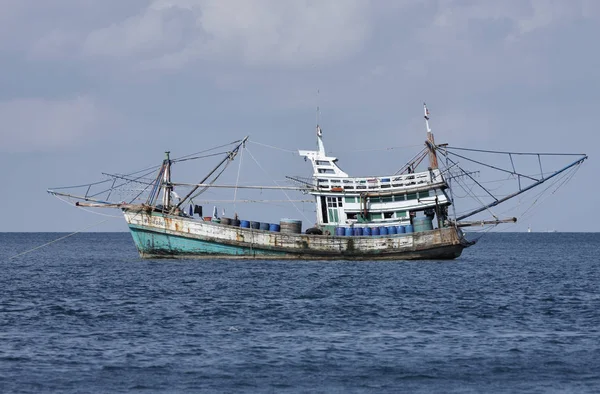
top-left (388, 226), bottom-right (397, 235)
top-left (380, 226), bottom-right (388, 236)
top-left (413, 216), bottom-right (433, 232)
top-left (354, 227), bottom-right (363, 236)
top-left (259, 222), bottom-right (270, 231)
top-left (397, 225), bottom-right (406, 234)
top-left (335, 227), bottom-right (345, 236)
top-left (372, 227), bottom-right (380, 236)
top-left (231, 219), bottom-right (240, 227)
top-left (250, 221), bottom-right (260, 229)
top-left (269, 223), bottom-right (280, 232)
top-left (363, 227), bottom-right (372, 236)
top-left (240, 220), bottom-right (250, 228)
top-left (405, 224), bottom-right (414, 233)
top-left (345, 227), bottom-right (353, 236)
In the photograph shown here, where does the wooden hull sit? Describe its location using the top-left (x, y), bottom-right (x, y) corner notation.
top-left (124, 211), bottom-right (470, 260)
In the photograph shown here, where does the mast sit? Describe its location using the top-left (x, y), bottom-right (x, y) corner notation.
top-left (424, 103), bottom-right (439, 169)
top-left (316, 106), bottom-right (325, 155)
top-left (161, 151), bottom-right (172, 208)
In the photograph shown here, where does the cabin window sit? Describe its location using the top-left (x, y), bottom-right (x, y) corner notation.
top-left (418, 191), bottom-right (430, 199)
top-left (345, 196), bottom-right (356, 203)
top-left (381, 184), bottom-right (391, 189)
top-left (318, 168), bottom-right (335, 174)
top-left (395, 194), bottom-right (405, 201)
top-left (327, 196), bottom-right (343, 207)
top-left (381, 196), bottom-right (394, 203)
top-left (346, 212), bottom-right (358, 220)
top-left (370, 197), bottom-right (380, 203)
top-left (383, 212), bottom-right (394, 219)
top-left (396, 211), bottom-right (407, 218)
top-left (316, 160), bottom-right (331, 166)
top-left (407, 192), bottom-right (418, 200)
top-left (370, 212), bottom-right (382, 220)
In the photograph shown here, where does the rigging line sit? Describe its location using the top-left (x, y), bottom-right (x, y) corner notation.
top-left (48, 178), bottom-right (114, 191)
top-left (8, 218), bottom-right (111, 260)
top-left (118, 163), bottom-right (163, 178)
top-left (176, 137), bottom-right (248, 210)
top-left (188, 162), bottom-right (232, 202)
top-left (89, 167), bottom-right (160, 199)
top-left (173, 139), bottom-right (244, 161)
top-left (130, 176), bottom-right (155, 205)
top-left (146, 165), bottom-right (165, 205)
top-left (445, 155), bottom-right (498, 202)
top-left (172, 151), bottom-right (232, 163)
top-left (233, 147), bottom-right (244, 213)
top-left (247, 140), bottom-right (297, 154)
top-left (517, 165), bottom-right (578, 219)
top-left (336, 144), bottom-right (423, 153)
top-left (445, 150), bottom-right (539, 182)
top-left (469, 165), bottom-right (576, 222)
top-left (49, 142), bottom-right (242, 192)
top-left (456, 155), bottom-right (586, 221)
top-left (244, 147), bottom-right (312, 224)
top-left (394, 148), bottom-right (428, 175)
top-left (102, 173), bottom-right (155, 186)
top-left (192, 199), bottom-right (313, 203)
top-left (445, 146), bottom-right (587, 157)
top-left (451, 174), bottom-right (498, 219)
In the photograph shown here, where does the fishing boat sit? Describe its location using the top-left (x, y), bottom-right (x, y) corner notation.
top-left (48, 104), bottom-right (587, 260)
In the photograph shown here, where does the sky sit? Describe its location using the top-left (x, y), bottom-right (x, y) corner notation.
top-left (0, 0), bottom-right (597, 232)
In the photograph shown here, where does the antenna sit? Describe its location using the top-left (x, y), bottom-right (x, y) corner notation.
top-left (315, 89), bottom-right (325, 154)
top-left (423, 102), bottom-right (432, 134)
top-left (316, 88), bottom-right (320, 131)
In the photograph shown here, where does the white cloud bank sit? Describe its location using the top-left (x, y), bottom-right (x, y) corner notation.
top-left (82, 0), bottom-right (371, 69)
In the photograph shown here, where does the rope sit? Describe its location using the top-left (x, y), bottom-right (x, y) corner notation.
top-left (337, 144), bottom-right (423, 153)
top-left (233, 146), bottom-right (244, 213)
top-left (8, 218), bottom-right (111, 260)
top-left (248, 140), bottom-right (297, 154)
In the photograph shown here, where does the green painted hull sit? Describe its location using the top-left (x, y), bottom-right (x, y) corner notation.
top-left (129, 225), bottom-right (288, 258)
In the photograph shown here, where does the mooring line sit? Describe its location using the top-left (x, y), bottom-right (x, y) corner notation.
top-left (8, 218), bottom-right (111, 260)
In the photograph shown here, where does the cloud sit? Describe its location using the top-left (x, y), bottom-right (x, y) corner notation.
top-left (0, 96), bottom-right (104, 152)
top-left (82, 0), bottom-right (371, 69)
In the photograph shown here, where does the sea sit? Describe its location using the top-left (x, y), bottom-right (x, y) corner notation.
top-left (0, 232), bottom-right (598, 393)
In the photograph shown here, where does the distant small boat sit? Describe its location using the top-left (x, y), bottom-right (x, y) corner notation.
top-left (48, 103), bottom-right (587, 260)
